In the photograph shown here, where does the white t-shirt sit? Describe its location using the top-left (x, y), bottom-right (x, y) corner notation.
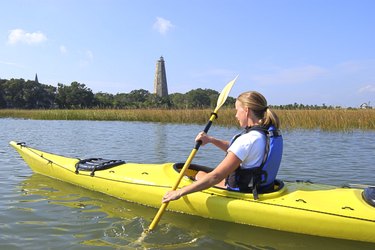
top-left (227, 130), bottom-right (266, 169)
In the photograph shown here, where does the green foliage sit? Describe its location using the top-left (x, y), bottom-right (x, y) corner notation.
top-left (270, 102), bottom-right (350, 110)
top-left (0, 79), bottom-right (6, 108)
top-left (0, 77), bottom-right (229, 109)
top-left (94, 92), bottom-right (114, 108)
top-left (55, 82), bottom-right (94, 109)
top-left (185, 88), bottom-right (216, 108)
top-left (0, 77), bottom-right (370, 110)
top-left (170, 93), bottom-right (188, 108)
top-left (1, 78), bottom-right (56, 108)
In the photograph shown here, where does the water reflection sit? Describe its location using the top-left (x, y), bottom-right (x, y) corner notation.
top-left (153, 123), bottom-right (167, 162)
top-left (16, 173), bottom-right (373, 249)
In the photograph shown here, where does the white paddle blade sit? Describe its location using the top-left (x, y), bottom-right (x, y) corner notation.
top-left (214, 75), bottom-right (239, 113)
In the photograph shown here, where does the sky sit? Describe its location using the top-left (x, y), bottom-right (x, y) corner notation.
top-left (0, 0), bottom-right (374, 107)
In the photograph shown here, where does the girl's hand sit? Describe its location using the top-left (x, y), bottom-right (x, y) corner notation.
top-left (162, 190), bottom-right (182, 203)
top-left (195, 132), bottom-right (211, 146)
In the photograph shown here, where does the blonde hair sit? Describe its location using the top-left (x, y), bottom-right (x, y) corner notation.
top-left (237, 91), bottom-right (280, 129)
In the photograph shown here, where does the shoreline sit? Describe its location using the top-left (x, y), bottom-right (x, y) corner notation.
top-left (1, 108), bottom-right (374, 131)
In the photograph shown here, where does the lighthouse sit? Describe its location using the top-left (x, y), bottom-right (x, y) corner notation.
top-left (153, 56), bottom-right (168, 97)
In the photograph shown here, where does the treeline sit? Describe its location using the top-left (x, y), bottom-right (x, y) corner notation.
top-left (0, 78), bottom-right (235, 109)
top-left (0, 78), bottom-right (369, 110)
top-left (272, 103), bottom-right (351, 110)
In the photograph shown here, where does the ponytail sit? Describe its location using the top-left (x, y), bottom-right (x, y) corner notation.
top-left (263, 107), bottom-right (280, 129)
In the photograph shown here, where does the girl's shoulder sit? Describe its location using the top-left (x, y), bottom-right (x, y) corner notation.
top-left (236, 130), bottom-right (265, 144)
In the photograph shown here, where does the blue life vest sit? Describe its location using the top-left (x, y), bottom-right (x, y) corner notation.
top-left (226, 125), bottom-right (283, 199)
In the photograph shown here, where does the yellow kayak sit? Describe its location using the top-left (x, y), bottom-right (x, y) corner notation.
top-left (10, 141), bottom-right (375, 243)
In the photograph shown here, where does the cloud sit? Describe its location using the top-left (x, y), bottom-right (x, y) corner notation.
top-left (153, 17), bottom-right (175, 35)
top-left (79, 49), bottom-right (94, 67)
top-left (85, 50), bottom-right (94, 60)
top-left (0, 60), bottom-right (17, 66)
top-left (59, 45), bottom-right (68, 54)
top-left (336, 60), bottom-right (375, 73)
top-left (7, 29), bottom-right (47, 45)
top-left (358, 84), bottom-right (375, 93)
top-left (0, 60), bottom-right (25, 68)
top-left (251, 65), bottom-right (327, 85)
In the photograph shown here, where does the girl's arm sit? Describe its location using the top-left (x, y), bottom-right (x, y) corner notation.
top-left (195, 132), bottom-right (230, 152)
top-left (162, 152), bottom-right (241, 203)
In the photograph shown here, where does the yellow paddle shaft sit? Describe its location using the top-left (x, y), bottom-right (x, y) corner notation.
top-left (147, 113), bottom-right (217, 231)
top-left (148, 148), bottom-right (198, 231)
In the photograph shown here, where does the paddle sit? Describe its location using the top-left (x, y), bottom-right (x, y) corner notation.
top-left (147, 75), bottom-right (238, 232)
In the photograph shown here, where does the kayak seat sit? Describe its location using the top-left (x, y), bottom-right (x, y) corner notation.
top-left (75, 158), bottom-right (125, 176)
top-left (225, 179), bottom-right (284, 195)
top-left (362, 186), bottom-right (375, 207)
top-left (260, 179), bottom-right (284, 194)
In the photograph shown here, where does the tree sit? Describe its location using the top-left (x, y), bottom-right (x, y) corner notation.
top-left (22, 80), bottom-right (56, 108)
top-left (170, 93), bottom-right (188, 109)
top-left (0, 79), bottom-right (7, 108)
top-left (185, 88), bottom-right (212, 108)
top-left (113, 93), bottom-right (130, 108)
top-left (55, 82), bottom-right (94, 108)
top-left (128, 89), bottom-right (150, 103)
top-left (0, 78), bottom-right (56, 109)
top-left (3, 78), bottom-right (26, 108)
top-left (95, 92), bottom-right (114, 108)
top-left (0, 77), bottom-right (242, 110)
top-left (40, 85), bottom-right (57, 108)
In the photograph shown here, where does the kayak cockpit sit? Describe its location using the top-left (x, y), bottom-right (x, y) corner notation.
top-left (363, 186), bottom-right (375, 208)
top-left (172, 163), bottom-right (285, 195)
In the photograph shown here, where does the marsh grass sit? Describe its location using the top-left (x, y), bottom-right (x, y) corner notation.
top-left (275, 109), bottom-right (375, 131)
top-left (1, 108), bottom-right (374, 131)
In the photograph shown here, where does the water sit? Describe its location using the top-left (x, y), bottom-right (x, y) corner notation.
top-left (1, 118), bottom-right (374, 249)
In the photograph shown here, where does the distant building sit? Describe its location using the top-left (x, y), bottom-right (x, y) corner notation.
top-left (35, 73), bottom-right (39, 84)
top-left (153, 56), bottom-right (168, 97)
top-left (360, 102), bottom-right (371, 109)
